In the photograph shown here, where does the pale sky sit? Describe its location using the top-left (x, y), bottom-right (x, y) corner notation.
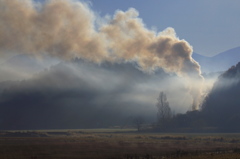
top-left (88, 0), bottom-right (240, 57)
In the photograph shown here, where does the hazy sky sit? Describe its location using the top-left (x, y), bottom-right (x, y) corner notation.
top-left (88, 0), bottom-right (240, 57)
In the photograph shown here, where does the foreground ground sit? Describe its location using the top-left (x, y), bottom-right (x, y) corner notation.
top-left (1, 129), bottom-right (240, 159)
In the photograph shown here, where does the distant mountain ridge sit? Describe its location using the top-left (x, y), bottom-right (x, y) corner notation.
top-left (193, 46), bottom-right (240, 73)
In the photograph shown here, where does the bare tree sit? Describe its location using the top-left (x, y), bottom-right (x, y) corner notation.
top-left (133, 116), bottom-right (144, 132)
top-left (156, 91), bottom-right (172, 129)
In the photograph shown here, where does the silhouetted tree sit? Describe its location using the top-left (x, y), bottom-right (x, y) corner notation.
top-left (156, 91), bottom-right (172, 130)
top-left (133, 116), bottom-right (144, 132)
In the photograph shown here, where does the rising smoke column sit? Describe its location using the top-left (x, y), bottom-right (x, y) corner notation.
top-left (0, 0), bottom-right (203, 109)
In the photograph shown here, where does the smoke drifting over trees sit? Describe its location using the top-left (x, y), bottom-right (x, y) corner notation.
top-left (0, 0), bottom-right (203, 108)
top-left (155, 62), bottom-right (240, 132)
top-left (0, 61), bottom-right (166, 130)
top-left (4, 0), bottom-right (239, 131)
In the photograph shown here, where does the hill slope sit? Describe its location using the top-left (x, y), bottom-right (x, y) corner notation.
top-left (201, 62), bottom-right (240, 131)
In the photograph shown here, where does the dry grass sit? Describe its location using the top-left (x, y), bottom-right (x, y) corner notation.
top-left (0, 130), bottom-right (240, 158)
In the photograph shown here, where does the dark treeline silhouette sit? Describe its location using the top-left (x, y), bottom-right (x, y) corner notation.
top-left (0, 60), bottom-right (162, 130)
top-left (1, 58), bottom-right (240, 132)
top-left (201, 62), bottom-right (240, 132)
top-left (154, 62), bottom-right (240, 132)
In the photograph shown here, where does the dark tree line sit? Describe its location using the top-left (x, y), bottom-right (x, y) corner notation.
top-left (151, 62), bottom-right (240, 133)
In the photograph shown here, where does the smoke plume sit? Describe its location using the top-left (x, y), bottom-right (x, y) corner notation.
top-left (0, 0), bottom-right (203, 108)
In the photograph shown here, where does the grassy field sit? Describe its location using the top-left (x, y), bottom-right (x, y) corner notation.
top-left (1, 129), bottom-right (240, 159)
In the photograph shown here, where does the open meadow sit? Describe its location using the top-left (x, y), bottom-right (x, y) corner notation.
top-left (1, 129), bottom-right (240, 159)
